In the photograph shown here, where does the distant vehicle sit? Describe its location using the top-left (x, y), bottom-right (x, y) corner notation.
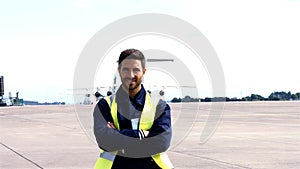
top-left (4, 98), bottom-right (13, 106)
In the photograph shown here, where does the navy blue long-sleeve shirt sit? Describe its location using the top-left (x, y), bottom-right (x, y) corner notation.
top-left (93, 85), bottom-right (172, 169)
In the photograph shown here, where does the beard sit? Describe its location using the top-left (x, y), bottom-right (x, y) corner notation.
top-left (122, 77), bottom-right (142, 91)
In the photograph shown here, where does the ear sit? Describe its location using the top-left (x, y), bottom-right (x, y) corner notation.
top-left (143, 68), bottom-right (146, 75)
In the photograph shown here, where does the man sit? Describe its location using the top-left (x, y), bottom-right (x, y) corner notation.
top-left (93, 49), bottom-right (173, 169)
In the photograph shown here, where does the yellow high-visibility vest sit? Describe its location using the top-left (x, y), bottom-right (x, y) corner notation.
top-left (94, 92), bottom-right (173, 169)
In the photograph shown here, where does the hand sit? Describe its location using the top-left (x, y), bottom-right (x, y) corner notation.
top-left (142, 130), bottom-right (149, 137)
top-left (107, 121), bottom-right (116, 129)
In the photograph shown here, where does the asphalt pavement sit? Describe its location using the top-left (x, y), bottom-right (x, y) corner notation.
top-left (0, 101), bottom-right (299, 169)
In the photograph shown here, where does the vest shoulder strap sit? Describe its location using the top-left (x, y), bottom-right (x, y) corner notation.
top-left (104, 94), bottom-right (114, 107)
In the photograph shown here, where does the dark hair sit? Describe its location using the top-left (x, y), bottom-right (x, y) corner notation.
top-left (118, 49), bottom-right (145, 69)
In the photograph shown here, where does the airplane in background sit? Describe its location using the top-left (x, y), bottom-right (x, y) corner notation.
top-left (69, 84), bottom-right (196, 105)
top-left (69, 58), bottom-right (196, 104)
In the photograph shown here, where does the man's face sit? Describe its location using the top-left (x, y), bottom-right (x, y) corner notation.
top-left (118, 58), bottom-right (146, 91)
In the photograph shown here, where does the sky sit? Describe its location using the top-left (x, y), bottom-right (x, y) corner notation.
top-left (0, 0), bottom-right (300, 103)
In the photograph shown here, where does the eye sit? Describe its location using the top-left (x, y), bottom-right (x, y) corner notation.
top-left (133, 68), bottom-right (140, 72)
top-left (122, 68), bottom-right (129, 73)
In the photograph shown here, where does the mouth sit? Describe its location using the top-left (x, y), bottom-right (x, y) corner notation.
top-left (125, 78), bottom-right (137, 86)
top-left (126, 78), bottom-right (136, 82)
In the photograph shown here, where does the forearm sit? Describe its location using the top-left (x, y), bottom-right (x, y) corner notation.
top-left (93, 105), bottom-right (144, 151)
top-left (123, 128), bottom-right (172, 157)
top-left (122, 105), bottom-right (173, 157)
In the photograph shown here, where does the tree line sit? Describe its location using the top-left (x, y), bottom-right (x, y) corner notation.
top-left (170, 91), bottom-right (300, 102)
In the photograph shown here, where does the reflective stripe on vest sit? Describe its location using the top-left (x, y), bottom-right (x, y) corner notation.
top-left (100, 151), bottom-right (116, 161)
top-left (94, 149), bottom-right (117, 169)
top-left (94, 92), bottom-right (173, 169)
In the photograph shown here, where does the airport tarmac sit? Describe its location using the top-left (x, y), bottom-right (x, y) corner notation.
top-left (0, 101), bottom-right (299, 169)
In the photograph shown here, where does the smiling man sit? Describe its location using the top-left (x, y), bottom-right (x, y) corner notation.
top-left (118, 50), bottom-right (146, 97)
top-left (93, 49), bottom-right (174, 169)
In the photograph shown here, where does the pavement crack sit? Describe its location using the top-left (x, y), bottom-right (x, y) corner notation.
top-left (0, 141), bottom-right (44, 169)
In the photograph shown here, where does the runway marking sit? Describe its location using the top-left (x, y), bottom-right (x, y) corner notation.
top-left (0, 141), bottom-right (43, 169)
top-left (171, 150), bottom-right (252, 169)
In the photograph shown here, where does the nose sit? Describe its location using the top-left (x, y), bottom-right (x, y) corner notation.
top-left (128, 70), bottom-right (135, 78)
